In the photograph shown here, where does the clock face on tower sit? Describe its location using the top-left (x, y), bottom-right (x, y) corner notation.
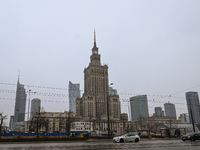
top-left (93, 51), bottom-right (98, 54)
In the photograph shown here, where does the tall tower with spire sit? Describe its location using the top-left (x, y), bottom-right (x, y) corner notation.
top-left (76, 31), bottom-right (120, 127)
top-left (14, 73), bottom-right (27, 122)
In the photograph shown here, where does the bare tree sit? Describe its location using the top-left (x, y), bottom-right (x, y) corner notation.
top-left (124, 122), bottom-right (130, 133)
top-left (121, 116), bottom-right (126, 133)
top-left (65, 110), bottom-right (75, 137)
top-left (29, 107), bottom-right (48, 138)
top-left (154, 122), bottom-right (160, 134)
top-left (146, 119), bottom-right (153, 138)
top-left (0, 112), bottom-right (7, 139)
top-left (59, 115), bottom-right (66, 137)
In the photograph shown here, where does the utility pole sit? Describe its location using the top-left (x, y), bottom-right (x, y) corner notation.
top-left (107, 93), bottom-right (110, 139)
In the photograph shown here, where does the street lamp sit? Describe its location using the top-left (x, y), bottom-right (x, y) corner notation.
top-left (27, 89), bottom-right (36, 121)
top-left (107, 83), bottom-right (113, 139)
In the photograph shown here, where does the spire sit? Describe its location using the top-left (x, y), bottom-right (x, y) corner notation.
top-left (18, 69), bottom-right (20, 83)
top-left (93, 29), bottom-right (97, 48)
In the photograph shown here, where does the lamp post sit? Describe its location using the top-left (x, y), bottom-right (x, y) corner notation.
top-left (27, 90), bottom-right (36, 121)
top-left (107, 83), bottom-right (113, 139)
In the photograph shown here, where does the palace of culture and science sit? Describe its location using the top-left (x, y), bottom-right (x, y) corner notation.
top-left (76, 32), bottom-right (120, 128)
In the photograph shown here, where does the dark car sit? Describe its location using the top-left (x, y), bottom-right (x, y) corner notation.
top-left (181, 132), bottom-right (200, 141)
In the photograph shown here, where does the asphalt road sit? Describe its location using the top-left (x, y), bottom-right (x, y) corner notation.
top-left (0, 139), bottom-right (200, 150)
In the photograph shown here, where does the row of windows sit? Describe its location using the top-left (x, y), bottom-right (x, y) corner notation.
top-left (76, 128), bottom-right (91, 130)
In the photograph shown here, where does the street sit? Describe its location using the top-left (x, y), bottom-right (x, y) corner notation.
top-left (0, 139), bottom-right (200, 150)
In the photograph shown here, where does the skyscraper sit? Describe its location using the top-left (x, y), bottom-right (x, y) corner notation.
top-left (178, 113), bottom-right (190, 123)
top-left (76, 31), bottom-right (120, 124)
top-left (30, 98), bottom-right (41, 120)
top-left (9, 115), bottom-right (14, 129)
top-left (109, 87), bottom-right (117, 96)
top-left (153, 107), bottom-right (164, 117)
top-left (164, 103), bottom-right (176, 118)
top-left (185, 91), bottom-right (200, 124)
top-left (130, 95), bottom-right (149, 121)
top-left (68, 81), bottom-right (80, 113)
top-left (14, 77), bottom-right (27, 122)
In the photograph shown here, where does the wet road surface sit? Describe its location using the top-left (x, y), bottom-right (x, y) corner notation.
top-left (0, 139), bottom-right (200, 150)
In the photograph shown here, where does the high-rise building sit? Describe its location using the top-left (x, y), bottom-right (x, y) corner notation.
top-left (130, 95), bottom-right (149, 121)
top-left (178, 113), bottom-right (190, 123)
top-left (76, 31), bottom-right (120, 125)
top-left (164, 103), bottom-right (176, 118)
top-left (30, 98), bottom-right (41, 120)
top-left (14, 77), bottom-right (27, 122)
top-left (68, 81), bottom-right (80, 113)
top-left (185, 91), bottom-right (200, 124)
top-left (9, 115), bottom-right (14, 129)
top-left (109, 87), bottom-right (117, 96)
top-left (153, 107), bottom-right (164, 117)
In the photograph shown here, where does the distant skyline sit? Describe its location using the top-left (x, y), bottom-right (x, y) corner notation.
top-left (1, 0), bottom-right (200, 124)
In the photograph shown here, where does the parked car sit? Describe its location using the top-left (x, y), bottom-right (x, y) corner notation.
top-left (113, 133), bottom-right (140, 143)
top-left (181, 132), bottom-right (200, 141)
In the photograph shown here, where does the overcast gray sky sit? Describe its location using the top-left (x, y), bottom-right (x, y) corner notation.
top-left (1, 0), bottom-right (200, 123)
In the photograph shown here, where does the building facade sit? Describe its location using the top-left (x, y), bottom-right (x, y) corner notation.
top-left (14, 78), bottom-right (27, 122)
top-left (178, 113), bottom-right (190, 123)
top-left (185, 91), bottom-right (200, 124)
top-left (71, 122), bottom-right (93, 132)
top-left (76, 32), bottom-right (120, 126)
top-left (69, 81), bottom-right (80, 113)
top-left (164, 103), bottom-right (176, 118)
top-left (153, 107), bottom-right (164, 117)
top-left (26, 111), bottom-right (81, 132)
top-left (30, 98), bottom-right (41, 120)
top-left (130, 95), bottom-right (149, 121)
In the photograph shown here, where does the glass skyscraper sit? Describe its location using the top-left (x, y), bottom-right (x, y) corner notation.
top-left (14, 79), bottom-right (27, 122)
top-left (164, 103), bottom-right (176, 118)
top-left (130, 95), bottom-right (149, 121)
top-left (68, 81), bottom-right (80, 113)
top-left (186, 91), bottom-right (200, 124)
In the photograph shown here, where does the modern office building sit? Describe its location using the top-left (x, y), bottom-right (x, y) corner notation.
top-left (130, 95), bottom-right (149, 121)
top-left (30, 98), bottom-right (41, 120)
top-left (164, 103), bottom-right (176, 118)
top-left (68, 81), bottom-right (80, 113)
top-left (9, 115), bottom-right (14, 130)
top-left (185, 91), bottom-right (200, 124)
top-left (14, 78), bottom-right (27, 122)
top-left (109, 87), bottom-right (117, 95)
top-left (178, 113), bottom-right (190, 123)
top-left (76, 31), bottom-right (120, 125)
top-left (153, 107), bottom-right (164, 117)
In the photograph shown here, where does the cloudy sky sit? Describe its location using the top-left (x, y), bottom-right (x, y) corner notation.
top-left (1, 0), bottom-right (200, 123)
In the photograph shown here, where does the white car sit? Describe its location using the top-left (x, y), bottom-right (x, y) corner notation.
top-left (113, 133), bottom-right (140, 143)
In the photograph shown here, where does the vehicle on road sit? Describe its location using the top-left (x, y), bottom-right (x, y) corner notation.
top-left (113, 133), bottom-right (140, 143)
top-left (181, 132), bottom-right (200, 141)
